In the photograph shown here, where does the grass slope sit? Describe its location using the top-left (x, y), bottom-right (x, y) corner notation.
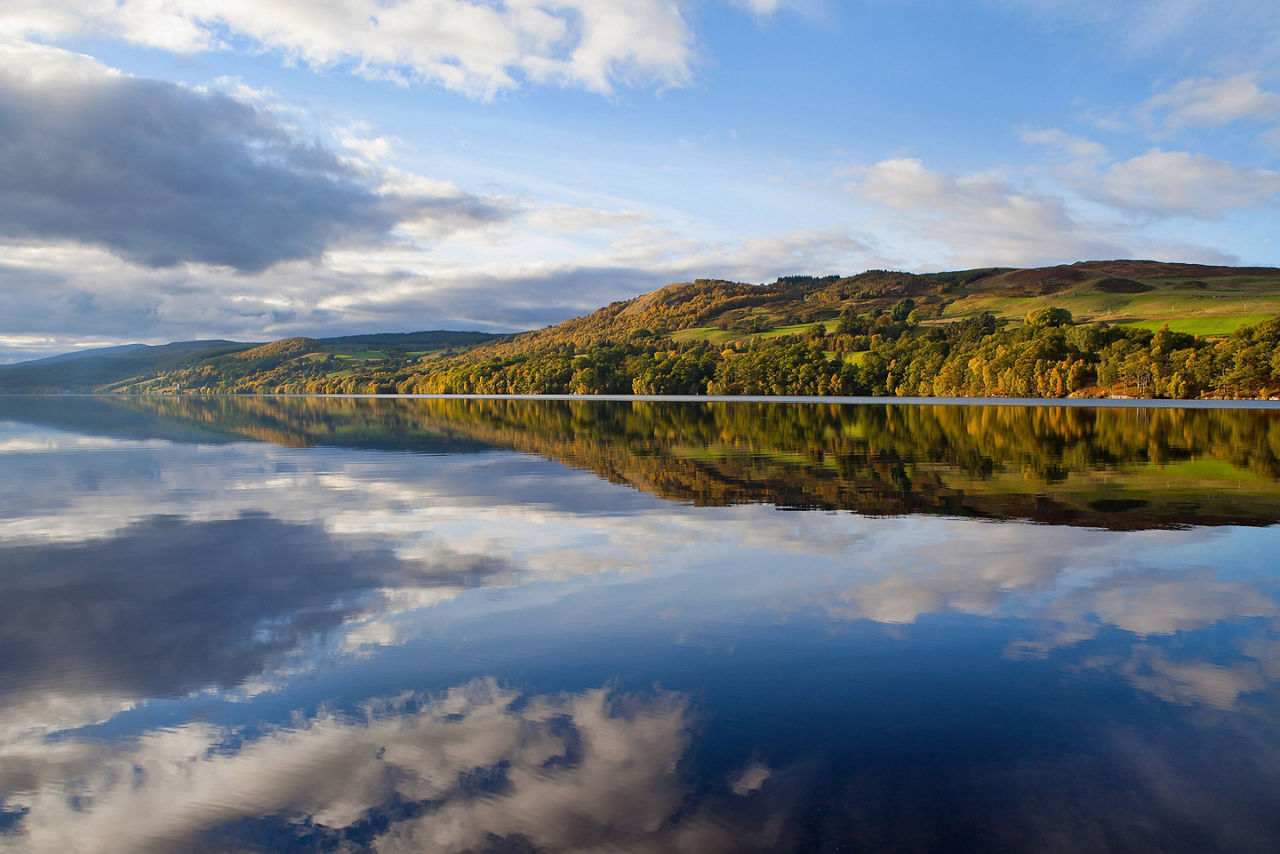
top-left (941, 261), bottom-right (1280, 335)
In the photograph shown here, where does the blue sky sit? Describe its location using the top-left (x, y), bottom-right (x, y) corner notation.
top-left (1, 0), bottom-right (1278, 360)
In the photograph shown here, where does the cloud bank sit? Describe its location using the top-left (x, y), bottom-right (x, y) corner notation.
top-left (0, 44), bottom-right (504, 273)
top-left (1, 0), bottom-right (700, 99)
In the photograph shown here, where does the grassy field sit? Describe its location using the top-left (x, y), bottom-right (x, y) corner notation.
top-left (669, 271), bottom-right (1280, 349)
top-left (670, 326), bottom-right (736, 344)
top-left (1118, 316), bottom-right (1266, 335)
top-left (943, 274), bottom-right (1280, 333)
top-left (331, 350), bottom-right (392, 361)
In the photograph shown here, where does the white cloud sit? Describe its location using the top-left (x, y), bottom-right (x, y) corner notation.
top-left (1142, 73), bottom-right (1280, 131)
top-left (1018, 128), bottom-right (1280, 218)
top-left (0, 207), bottom-right (895, 361)
top-left (1098, 149), bottom-right (1280, 217)
top-left (849, 131), bottom-right (1280, 269)
top-left (851, 157), bottom-right (1133, 267)
top-left (0, 0), bottom-right (701, 99)
top-left (1018, 127), bottom-right (1110, 165)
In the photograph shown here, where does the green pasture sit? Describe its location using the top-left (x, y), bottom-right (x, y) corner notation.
top-left (330, 350), bottom-right (392, 361)
top-left (1117, 316), bottom-right (1266, 335)
top-left (945, 276), bottom-right (1280, 331)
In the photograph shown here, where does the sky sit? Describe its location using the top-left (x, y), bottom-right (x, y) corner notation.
top-left (1, 0), bottom-right (1279, 362)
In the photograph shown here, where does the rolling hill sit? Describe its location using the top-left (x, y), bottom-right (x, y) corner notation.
top-left (4, 260), bottom-right (1280, 398)
top-left (393, 260), bottom-right (1280, 399)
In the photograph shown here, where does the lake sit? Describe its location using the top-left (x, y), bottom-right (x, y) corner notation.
top-left (2, 396), bottom-right (1280, 853)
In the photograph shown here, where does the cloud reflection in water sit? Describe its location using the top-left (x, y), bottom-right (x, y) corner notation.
top-left (1, 680), bottom-right (783, 854)
top-left (3, 400), bottom-right (1280, 851)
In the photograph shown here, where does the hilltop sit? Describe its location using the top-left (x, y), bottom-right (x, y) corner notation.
top-left (5, 260), bottom-right (1280, 398)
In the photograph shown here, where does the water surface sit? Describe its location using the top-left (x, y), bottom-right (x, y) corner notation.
top-left (2, 396), bottom-right (1280, 852)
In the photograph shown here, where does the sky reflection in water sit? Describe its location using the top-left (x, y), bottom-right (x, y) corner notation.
top-left (1, 397), bottom-right (1280, 852)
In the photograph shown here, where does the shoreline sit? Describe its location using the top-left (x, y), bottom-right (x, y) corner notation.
top-left (8, 392), bottom-right (1280, 410)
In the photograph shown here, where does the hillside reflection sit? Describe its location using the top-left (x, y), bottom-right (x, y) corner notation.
top-left (9, 395), bottom-right (1280, 528)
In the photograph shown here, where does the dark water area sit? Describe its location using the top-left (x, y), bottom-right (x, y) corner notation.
top-left (2, 396), bottom-right (1280, 853)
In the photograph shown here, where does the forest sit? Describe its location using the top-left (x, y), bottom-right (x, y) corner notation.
top-left (398, 308), bottom-right (1280, 400)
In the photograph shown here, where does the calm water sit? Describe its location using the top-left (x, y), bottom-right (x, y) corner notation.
top-left (2, 396), bottom-right (1280, 853)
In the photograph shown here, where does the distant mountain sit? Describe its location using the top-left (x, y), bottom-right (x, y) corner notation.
top-left (0, 340), bottom-right (251, 393)
top-left (0, 331), bottom-right (500, 393)
top-left (7, 343), bottom-right (150, 368)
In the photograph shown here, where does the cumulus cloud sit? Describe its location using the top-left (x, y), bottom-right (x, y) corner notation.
top-left (0, 44), bottom-right (505, 273)
top-left (1097, 149), bottom-right (1280, 216)
top-left (1142, 73), bottom-right (1280, 132)
top-left (0, 0), bottom-right (699, 99)
top-left (851, 137), bottom-right (1280, 268)
top-left (851, 157), bottom-right (1134, 267)
top-left (1021, 128), bottom-right (1280, 218)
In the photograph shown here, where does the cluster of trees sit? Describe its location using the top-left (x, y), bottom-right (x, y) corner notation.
top-left (128, 309), bottom-right (1278, 400)
top-left (386, 310), bottom-right (1280, 400)
top-left (119, 308), bottom-right (1280, 400)
top-left (117, 337), bottom-right (434, 395)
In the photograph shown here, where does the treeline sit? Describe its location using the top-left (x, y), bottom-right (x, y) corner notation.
top-left (306, 308), bottom-right (1280, 400)
top-left (107, 294), bottom-right (1280, 400)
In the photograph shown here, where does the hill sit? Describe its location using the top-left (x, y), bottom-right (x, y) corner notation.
top-left (0, 330), bottom-right (500, 393)
top-left (8, 260), bottom-right (1280, 398)
top-left (0, 340), bottom-right (249, 393)
top-left (393, 260), bottom-right (1280, 399)
top-left (8, 343), bottom-right (151, 367)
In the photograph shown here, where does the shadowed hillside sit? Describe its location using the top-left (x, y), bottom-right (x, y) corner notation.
top-left (0, 331), bottom-right (500, 393)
